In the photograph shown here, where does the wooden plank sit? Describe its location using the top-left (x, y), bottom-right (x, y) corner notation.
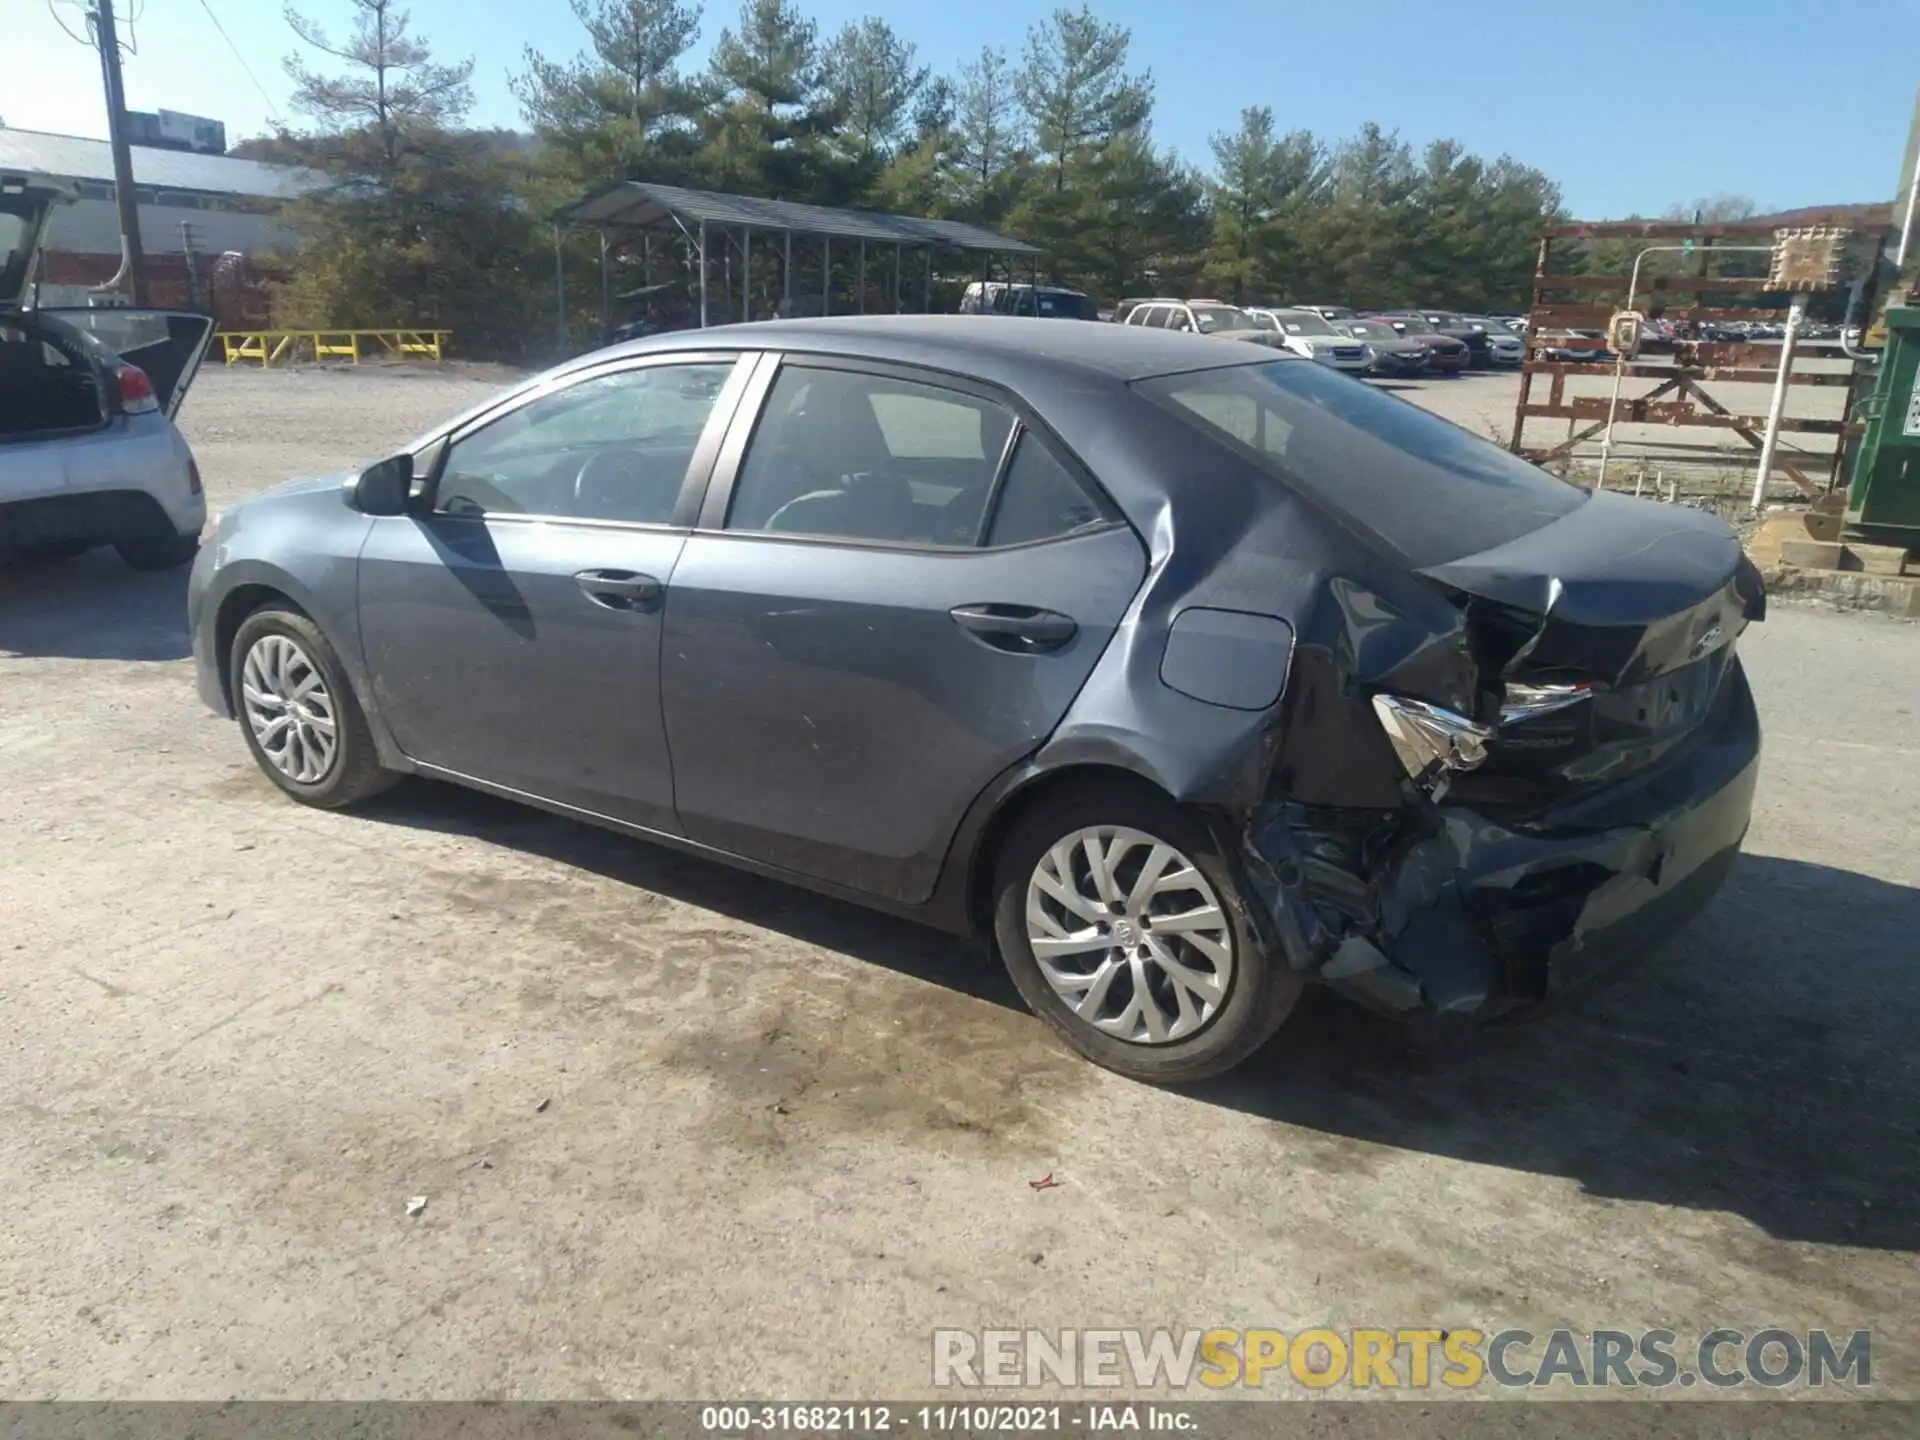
top-left (1524, 401), bottom-right (1847, 434)
top-left (1522, 358), bottom-right (1852, 385)
top-left (1535, 274), bottom-right (1770, 295)
top-left (1543, 218), bottom-right (1894, 241)
top-left (1670, 373), bottom-right (1823, 498)
top-left (1527, 303), bottom-right (1811, 328)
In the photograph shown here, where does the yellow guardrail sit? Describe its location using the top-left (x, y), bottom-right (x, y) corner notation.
top-left (220, 329), bottom-right (452, 366)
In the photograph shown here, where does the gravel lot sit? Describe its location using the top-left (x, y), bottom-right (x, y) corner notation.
top-left (1, 365), bottom-right (1917, 1402)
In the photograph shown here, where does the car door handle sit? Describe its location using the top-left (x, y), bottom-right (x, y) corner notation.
top-left (575, 569), bottom-right (663, 611)
top-left (949, 603), bottom-right (1078, 654)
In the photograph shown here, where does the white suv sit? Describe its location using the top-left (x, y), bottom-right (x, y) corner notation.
top-left (1119, 299), bottom-right (1290, 351)
top-left (2, 175), bottom-right (210, 569)
top-left (1243, 308), bottom-right (1375, 374)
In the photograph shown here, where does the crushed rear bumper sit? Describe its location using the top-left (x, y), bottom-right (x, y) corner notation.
top-left (1247, 658), bottom-right (1760, 1021)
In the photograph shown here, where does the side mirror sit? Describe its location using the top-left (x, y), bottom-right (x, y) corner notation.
top-left (348, 454), bottom-right (413, 515)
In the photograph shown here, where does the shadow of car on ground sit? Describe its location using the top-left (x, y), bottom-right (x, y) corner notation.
top-left (0, 547), bottom-right (192, 661)
top-left (355, 777), bottom-right (1919, 1253)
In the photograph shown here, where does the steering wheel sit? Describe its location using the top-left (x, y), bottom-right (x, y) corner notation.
top-left (764, 488), bottom-right (849, 534)
top-left (573, 448), bottom-right (664, 521)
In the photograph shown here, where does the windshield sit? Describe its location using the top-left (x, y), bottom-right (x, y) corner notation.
top-left (1347, 321), bottom-right (1396, 341)
top-left (1137, 360), bottom-right (1586, 566)
top-left (1191, 306), bottom-right (1257, 334)
top-left (1385, 314), bottom-right (1436, 335)
top-left (1272, 312), bottom-right (1337, 336)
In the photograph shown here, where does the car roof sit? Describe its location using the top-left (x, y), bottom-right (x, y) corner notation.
top-left (594, 315), bottom-right (1289, 384)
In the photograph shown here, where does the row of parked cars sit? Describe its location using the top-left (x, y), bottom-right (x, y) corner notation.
top-left (1115, 298), bottom-right (1528, 378)
top-left (958, 284), bottom-right (1524, 379)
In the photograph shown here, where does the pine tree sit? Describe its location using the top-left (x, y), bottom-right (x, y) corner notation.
top-left (509, 0), bottom-right (706, 183)
top-left (821, 18), bottom-right (928, 167)
top-left (1014, 6), bottom-right (1150, 195)
top-left (283, 0), bottom-right (474, 174)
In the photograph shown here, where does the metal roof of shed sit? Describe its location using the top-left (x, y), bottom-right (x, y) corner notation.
top-left (560, 180), bottom-right (1041, 255)
top-left (0, 126), bottom-right (317, 200)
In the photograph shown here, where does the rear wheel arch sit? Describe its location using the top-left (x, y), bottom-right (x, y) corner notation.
top-left (965, 762), bottom-right (1182, 935)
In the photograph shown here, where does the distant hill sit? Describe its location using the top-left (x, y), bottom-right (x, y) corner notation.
top-left (1746, 202), bottom-right (1895, 228)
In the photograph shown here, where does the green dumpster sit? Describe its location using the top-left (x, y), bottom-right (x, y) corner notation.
top-left (1847, 303), bottom-right (1920, 545)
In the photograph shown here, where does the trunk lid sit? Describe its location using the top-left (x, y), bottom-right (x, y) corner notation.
top-left (35, 308), bottom-right (214, 419)
top-left (2, 176), bottom-right (71, 311)
top-left (1419, 489), bottom-right (1765, 805)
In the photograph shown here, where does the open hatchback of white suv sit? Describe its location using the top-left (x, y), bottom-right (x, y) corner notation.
top-left (2, 173), bottom-right (212, 569)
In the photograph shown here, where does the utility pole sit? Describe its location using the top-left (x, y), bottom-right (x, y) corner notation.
top-left (88, 0), bottom-right (146, 304)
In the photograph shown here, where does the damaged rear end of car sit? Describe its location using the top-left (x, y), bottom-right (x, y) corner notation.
top-left (1131, 357), bottom-right (1764, 1025)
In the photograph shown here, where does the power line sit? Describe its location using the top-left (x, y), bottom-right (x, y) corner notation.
top-left (194, 0), bottom-right (285, 124)
top-left (46, 0), bottom-right (93, 49)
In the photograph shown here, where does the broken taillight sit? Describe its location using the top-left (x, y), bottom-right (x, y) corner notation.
top-left (1371, 694), bottom-right (1492, 800)
top-left (1499, 680), bottom-right (1594, 725)
top-left (115, 364), bottom-right (159, 414)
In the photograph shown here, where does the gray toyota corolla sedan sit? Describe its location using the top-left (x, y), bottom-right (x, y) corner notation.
top-left (188, 317), bottom-right (1764, 1082)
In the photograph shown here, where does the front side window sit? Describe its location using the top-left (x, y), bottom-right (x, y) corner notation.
top-left (435, 362), bottom-right (735, 524)
top-left (1165, 309), bottom-right (1193, 332)
top-left (725, 366), bottom-right (1015, 546)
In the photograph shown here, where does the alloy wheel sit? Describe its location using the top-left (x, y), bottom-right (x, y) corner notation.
top-left (1024, 825), bottom-right (1235, 1045)
top-left (241, 633), bottom-right (339, 784)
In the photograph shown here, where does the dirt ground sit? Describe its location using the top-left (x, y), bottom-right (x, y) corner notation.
top-left (1, 365), bottom-right (1917, 1402)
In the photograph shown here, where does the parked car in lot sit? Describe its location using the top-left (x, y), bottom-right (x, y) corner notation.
top-left (1, 176), bottom-right (212, 569)
top-left (190, 317), bottom-right (1765, 1082)
top-left (1362, 312), bottom-right (1470, 373)
top-left (1340, 318), bottom-right (1431, 377)
top-left (1415, 311), bottom-right (1500, 369)
top-left (1296, 304), bottom-right (1359, 325)
top-left (1462, 317), bottom-right (1526, 366)
top-left (960, 282), bottom-right (1101, 320)
top-left (1119, 298), bottom-right (1289, 349)
top-left (1536, 329), bottom-right (1615, 363)
top-left (1243, 307), bottom-right (1373, 374)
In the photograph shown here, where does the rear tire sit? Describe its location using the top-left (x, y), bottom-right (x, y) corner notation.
top-left (230, 604), bottom-right (396, 809)
top-left (115, 529), bottom-right (200, 571)
top-left (992, 785), bottom-right (1301, 1083)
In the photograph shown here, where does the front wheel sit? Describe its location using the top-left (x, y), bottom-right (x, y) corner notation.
top-left (230, 604), bottom-right (397, 808)
top-left (992, 786), bottom-right (1301, 1083)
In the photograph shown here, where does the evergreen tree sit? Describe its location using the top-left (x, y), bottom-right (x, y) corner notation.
top-left (822, 18), bottom-right (928, 167)
top-left (282, 0), bottom-right (473, 174)
top-left (509, 0), bottom-right (707, 184)
top-left (1014, 6), bottom-right (1150, 195)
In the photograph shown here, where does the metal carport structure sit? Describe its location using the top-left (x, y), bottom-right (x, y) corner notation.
top-left (553, 180), bottom-right (1043, 342)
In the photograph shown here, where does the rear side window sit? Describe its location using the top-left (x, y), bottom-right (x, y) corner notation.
top-left (726, 366), bottom-right (1014, 546)
top-left (1140, 360), bottom-right (1584, 566)
top-left (985, 435), bottom-right (1106, 546)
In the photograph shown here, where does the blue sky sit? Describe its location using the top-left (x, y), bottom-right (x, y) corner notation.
top-left (9, 0), bottom-right (1917, 217)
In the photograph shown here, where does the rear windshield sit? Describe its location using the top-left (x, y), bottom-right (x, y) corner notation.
top-left (1137, 360), bottom-right (1586, 566)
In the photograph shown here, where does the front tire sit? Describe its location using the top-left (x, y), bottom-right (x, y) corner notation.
top-left (230, 604), bottom-right (396, 809)
top-left (992, 786), bottom-right (1301, 1083)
